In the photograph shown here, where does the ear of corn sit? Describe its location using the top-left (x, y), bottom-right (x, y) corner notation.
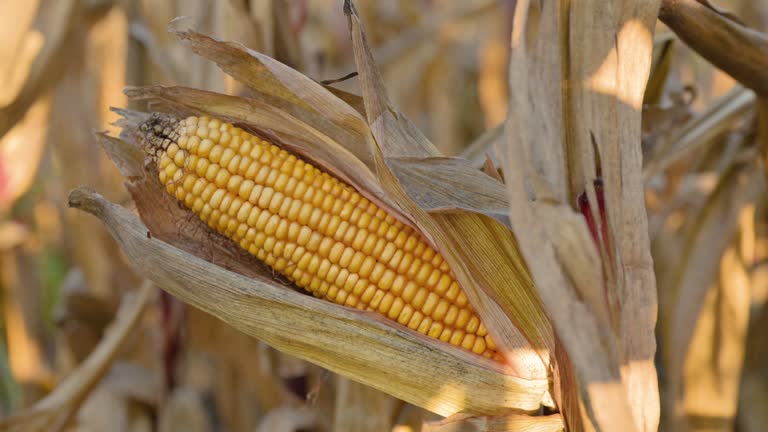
top-left (140, 114), bottom-right (499, 360)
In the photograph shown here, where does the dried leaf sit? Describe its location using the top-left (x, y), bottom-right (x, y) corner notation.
top-left (502, 0), bottom-right (661, 430)
top-left (386, 157), bottom-right (510, 227)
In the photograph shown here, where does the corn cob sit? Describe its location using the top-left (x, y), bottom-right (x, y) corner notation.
top-left (140, 114), bottom-right (499, 359)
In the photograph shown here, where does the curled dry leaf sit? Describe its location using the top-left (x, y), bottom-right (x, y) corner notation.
top-left (385, 157), bottom-right (510, 227)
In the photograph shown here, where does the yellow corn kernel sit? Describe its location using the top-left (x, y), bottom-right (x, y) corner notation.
top-left (141, 115), bottom-right (498, 360)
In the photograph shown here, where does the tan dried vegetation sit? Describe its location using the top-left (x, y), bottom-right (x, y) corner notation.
top-left (0, 0), bottom-right (766, 431)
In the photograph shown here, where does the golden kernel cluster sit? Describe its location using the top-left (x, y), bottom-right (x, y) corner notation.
top-left (153, 115), bottom-right (498, 359)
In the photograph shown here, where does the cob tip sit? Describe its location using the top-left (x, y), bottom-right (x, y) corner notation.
top-left (139, 113), bottom-right (182, 164)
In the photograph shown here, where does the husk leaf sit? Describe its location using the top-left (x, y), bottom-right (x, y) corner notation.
top-left (385, 157), bottom-right (511, 227)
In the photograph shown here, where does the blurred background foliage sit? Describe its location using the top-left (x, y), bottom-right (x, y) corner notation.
top-left (0, 0), bottom-right (766, 431)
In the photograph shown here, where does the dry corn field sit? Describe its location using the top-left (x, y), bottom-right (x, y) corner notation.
top-left (1, 1), bottom-right (767, 431)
